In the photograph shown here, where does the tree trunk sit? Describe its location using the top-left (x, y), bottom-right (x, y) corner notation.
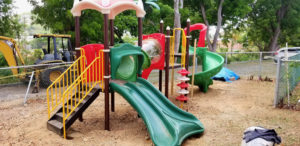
top-left (174, 0), bottom-right (181, 53)
top-left (211, 0), bottom-right (224, 52)
top-left (269, 26), bottom-right (281, 52)
top-left (200, 2), bottom-right (212, 50)
top-left (200, 0), bottom-right (224, 52)
top-left (180, 0), bottom-right (183, 9)
top-left (268, 2), bottom-right (289, 51)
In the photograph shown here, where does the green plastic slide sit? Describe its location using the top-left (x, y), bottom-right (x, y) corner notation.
top-left (110, 77), bottom-right (204, 146)
top-left (188, 47), bottom-right (224, 92)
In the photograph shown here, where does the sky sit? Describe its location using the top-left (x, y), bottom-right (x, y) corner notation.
top-left (13, 0), bottom-right (41, 14)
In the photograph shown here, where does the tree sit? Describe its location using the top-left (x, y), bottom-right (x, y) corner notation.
top-left (186, 0), bottom-right (253, 52)
top-left (143, 2), bottom-right (174, 34)
top-left (29, 0), bottom-right (171, 45)
top-left (0, 0), bottom-right (23, 38)
top-left (247, 0), bottom-right (300, 51)
top-left (173, 0), bottom-right (182, 53)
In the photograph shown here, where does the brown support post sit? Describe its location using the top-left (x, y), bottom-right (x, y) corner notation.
top-left (185, 19), bottom-right (191, 70)
top-left (165, 27), bottom-right (171, 98)
top-left (185, 19), bottom-right (191, 103)
top-left (75, 16), bottom-right (84, 121)
top-left (109, 19), bottom-right (115, 112)
top-left (138, 17), bottom-right (143, 47)
top-left (110, 20), bottom-right (114, 46)
top-left (137, 17), bottom-right (143, 77)
top-left (159, 20), bottom-right (164, 92)
top-left (75, 16), bottom-right (81, 58)
top-left (103, 14), bottom-right (110, 131)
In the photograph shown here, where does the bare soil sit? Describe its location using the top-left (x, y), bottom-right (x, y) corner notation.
top-left (0, 79), bottom-right (299, 145)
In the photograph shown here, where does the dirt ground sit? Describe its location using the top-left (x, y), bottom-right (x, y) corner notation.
top-left (0, 79), bottom-right (300, 146)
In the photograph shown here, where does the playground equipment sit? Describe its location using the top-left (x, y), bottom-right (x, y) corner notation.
top-left (183, 23), bottom-right (224, 93)
top-left (176, 68), bottom-right (190, 103)
top-left (0, 34), bottom-right (74, 90)
top-left (46, 0), bottom-right (204, 145)
top-left (188, 47), bottom-right (224, 92)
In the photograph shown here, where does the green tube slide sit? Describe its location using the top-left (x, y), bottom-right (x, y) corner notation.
top-left (188, 47), bottom-right (224, 93)
top-left (110, 77), bottom-right (204, 146)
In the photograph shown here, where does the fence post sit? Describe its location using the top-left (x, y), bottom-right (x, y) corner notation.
top-left (274, 58), bottom-right (281, 107)
top-left (24, 71), bottom-right (35, 105)
top-left (259, 52), bottom-right (262, 79)
top-left (225, 52), bottom-right (228, 67)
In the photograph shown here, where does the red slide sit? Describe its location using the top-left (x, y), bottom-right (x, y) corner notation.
top-left (184, 23), bottom-right (207, 47)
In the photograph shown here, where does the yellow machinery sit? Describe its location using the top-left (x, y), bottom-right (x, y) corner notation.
top-left (0, 34), bottom-right (75, 90)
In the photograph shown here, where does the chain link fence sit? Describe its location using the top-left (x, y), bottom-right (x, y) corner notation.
top-left (274, 54), bottom-right (300, 107)
top-left (148, 51), bottom-right (277, 83)
top-left (0, 63), bottom-right (72, 103)
top-left (218, 52), bottom-right (276, 78)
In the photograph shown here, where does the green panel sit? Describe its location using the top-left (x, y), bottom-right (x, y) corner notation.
top-left (110, 77), bottom-right (204, 146)
top-left (188, 47), bottom-right (224, 92)
top-left (110, 43), bottom-right (144, 82)
top-left (141, 50), bottom-right (151, 69)
top-left (116, 56), bottom-right (138, 81)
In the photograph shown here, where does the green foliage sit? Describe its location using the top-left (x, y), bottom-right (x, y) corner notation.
top-left (218, 48), bottom-right (260, 63)
top-left (185, 0), bottom-right (253, 26)
top-left (246, 0), bottom-right (300, 51)
top-left (0, 53), bottom-right (9, 67)
top-left (29, 0), bottom-right (172, 45)
top-left (114, 11), bottom-right (138, 43)
top-left (33, 49), bottom-right (44, 59)
top-left (21, 49), bottom-right (36, 65)
top-left (0, 0), bottom-right (24, 37)
top-left (183, 0), bottom-right (253, 51)
top-left (122, 33), bottom-right (138, 45)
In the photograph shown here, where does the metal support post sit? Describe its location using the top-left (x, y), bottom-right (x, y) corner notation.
top-left (24, 71), bottom-right (35, 105)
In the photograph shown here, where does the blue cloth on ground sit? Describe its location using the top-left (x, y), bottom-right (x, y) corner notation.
top-left (212, 67), bottom-right (240, 82)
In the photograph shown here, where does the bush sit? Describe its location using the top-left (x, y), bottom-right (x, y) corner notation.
top-left (33, 49), bottom-right (44, 60)
top-left (0, 53), bottom-right (9, 67)
top-left (122, 33), bottom-right (138, 45)
top-left (219, 48), bottom-right (260, 64)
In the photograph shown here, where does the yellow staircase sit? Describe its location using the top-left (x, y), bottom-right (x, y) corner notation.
top-left (46, 49), bottom-right (104, 138)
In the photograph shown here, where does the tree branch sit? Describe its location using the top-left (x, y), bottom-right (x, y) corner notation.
top-left (212, 0), bottom-right (224, 52)
top-left (200, 1), bottom-right (212, 50)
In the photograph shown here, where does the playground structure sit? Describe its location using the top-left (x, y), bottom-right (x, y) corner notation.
top-left (45, 0), bottom-right (207, 145)
top-left (0, 34), bottom-right (75, 92)
top-left (45, 1), bottom-right (227, 145)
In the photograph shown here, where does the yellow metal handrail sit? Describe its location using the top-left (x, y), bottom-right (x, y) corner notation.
top-left (169, 28), bottom-right (187, 95)
top-left (169, 28), bottom-right (187, 67)
top-left (47, 49), bottom-right (86, 119)
top-left (62, 50), bottom-right (104, 138)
